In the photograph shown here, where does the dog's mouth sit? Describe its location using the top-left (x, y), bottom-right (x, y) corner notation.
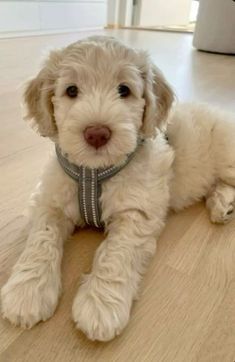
top-left (62, 142), bottom-right (129, 169)
top-left (59, 122), bottom-right (138, 169)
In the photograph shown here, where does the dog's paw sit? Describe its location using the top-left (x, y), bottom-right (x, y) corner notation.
top-left (1, 271), bottom-right (61, 328)
top-left (208, 200), bottom-right (234, 224)
top-left (206, 183), bottom-right (235, 224)
top-left (210, 204), bottom-right (234, 224)
top-left (72, 276), bottom-right (131, 341)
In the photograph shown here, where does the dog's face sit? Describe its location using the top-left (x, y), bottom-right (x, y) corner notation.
top-left (24, 36), bottom-right (174, 168)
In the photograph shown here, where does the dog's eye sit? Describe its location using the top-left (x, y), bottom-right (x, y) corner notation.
top-left (66, 85), bottom-right (78, 98)
top-left (118, 84), bottom-right (131, 98)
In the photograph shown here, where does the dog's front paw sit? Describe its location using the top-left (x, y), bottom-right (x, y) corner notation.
top-left (72, 275), bottom-right (131, 341)
top-left (1, 271), bottom-right (61, 328)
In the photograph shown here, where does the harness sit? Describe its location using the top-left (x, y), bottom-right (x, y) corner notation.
top-left (55, 139), bottom-right (144, 228)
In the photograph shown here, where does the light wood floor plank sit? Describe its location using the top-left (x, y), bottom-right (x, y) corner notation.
top-left (196, 281), bottom-right (235, 362)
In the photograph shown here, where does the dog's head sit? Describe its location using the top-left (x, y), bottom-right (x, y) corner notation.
top-left (24, 36), bottom-right (174, 168)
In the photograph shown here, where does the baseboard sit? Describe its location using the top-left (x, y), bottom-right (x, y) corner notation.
top-left (0, 27), bottom-right (104, 39)
top-left (119, 25), bottom-right (194, 34)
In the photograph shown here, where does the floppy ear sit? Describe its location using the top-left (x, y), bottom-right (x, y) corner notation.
top-left (24, 50), bottom-right (62, 137)
top-left (141, 62), bottom-right (174, 137)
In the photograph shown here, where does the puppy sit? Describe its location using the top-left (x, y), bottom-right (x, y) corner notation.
top-left (1, 36), bottom-right (235, 342)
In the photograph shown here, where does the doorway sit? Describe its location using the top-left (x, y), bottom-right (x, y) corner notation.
top-left (110, 0), bottom-right (199, 33)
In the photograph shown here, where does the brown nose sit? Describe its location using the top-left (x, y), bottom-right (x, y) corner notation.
top-left (84, 126), bottom-right (111, 149)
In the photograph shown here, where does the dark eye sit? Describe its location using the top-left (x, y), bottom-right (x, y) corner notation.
top-left (118, 84), bottom-right (131, 98)
top-left (66, 85), bottom-right (78, 98)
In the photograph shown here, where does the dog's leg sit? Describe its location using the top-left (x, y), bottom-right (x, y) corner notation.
top-left (72, 211), bottom-right (162, 341)
top-left (1, 206), bottom-right (74, 328)
top-left (206, 181), bottom-right (235, 224)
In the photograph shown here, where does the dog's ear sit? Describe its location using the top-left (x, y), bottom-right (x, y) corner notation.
top-left (141, 61), bottom-right (174, 137)
top-left (24, 50), bottom-right (62, 137)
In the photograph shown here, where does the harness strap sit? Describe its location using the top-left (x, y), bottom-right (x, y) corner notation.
top-left (55, 139), bottom-right (144, 228)
top-left (79, 167), bottom-right (102, 228)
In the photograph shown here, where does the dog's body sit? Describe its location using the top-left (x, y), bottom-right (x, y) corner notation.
top-left (169, 103), bottom-right (235, 218)
top-left (1, 36), bottom-right (235, 341)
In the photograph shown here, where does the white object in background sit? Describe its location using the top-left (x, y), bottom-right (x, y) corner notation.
top-left (193, 0), bottom-right (235, 54)
top-left (138, 0), bottom-right (192, 27)
top-left (39, 2), bottom-right (106, 30)
top-left (0, 0), bottom-right (107, 37)
top-left (0, 2), bottom-right (40, 32)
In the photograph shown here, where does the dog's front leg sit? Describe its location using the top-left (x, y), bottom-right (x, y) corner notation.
top-left (1, 206), bottom-right (74, 328)
top-left (72, 210), bottom-right (162, 341)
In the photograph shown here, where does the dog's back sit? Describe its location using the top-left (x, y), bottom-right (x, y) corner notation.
top-left (167, 103), bottom-right (235, 211)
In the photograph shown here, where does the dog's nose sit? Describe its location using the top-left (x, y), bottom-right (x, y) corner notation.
top-left (84, 126), bottom-right (111, 149)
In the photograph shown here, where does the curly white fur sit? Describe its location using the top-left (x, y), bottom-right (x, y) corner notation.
top-left (1, 36), bottom-right (235, 341)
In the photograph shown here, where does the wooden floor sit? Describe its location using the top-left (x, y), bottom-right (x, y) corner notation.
top-left (0, 29), bottom-right (235, 362)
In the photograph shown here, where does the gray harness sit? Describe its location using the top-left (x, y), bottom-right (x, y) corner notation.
top-left (56, 140), bottom-right (144, 228)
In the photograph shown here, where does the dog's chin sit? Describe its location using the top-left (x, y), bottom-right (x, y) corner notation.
top-left (74, 148), bottom-right (132, 169)
top-left (62, 141), bottom-right (137, 169)
top-left (79, 154), bottom-right (126, 169)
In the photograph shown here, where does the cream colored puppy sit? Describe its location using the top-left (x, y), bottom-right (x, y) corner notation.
top-left (1, 36), bottom-right (235, 342)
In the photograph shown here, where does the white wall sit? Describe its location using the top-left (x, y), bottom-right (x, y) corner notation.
top-left (107, 0), bottom-right (119, 26)
top-left (0, 0), bottom-right (107, 37)
top-left (107, 0), bottom-right (132, 27)
top-left (139, 0), bottom-right (192, 27)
